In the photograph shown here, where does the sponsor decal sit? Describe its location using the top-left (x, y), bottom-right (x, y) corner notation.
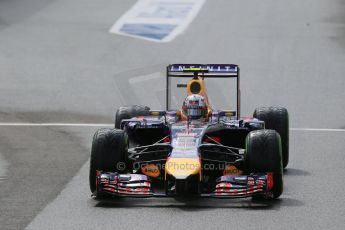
top-left (141, 164), bottom-right (160, 177)
top-left (247, 177), bottom-right (255, 186)
top-left (169, 64), bottom-right (238, 73)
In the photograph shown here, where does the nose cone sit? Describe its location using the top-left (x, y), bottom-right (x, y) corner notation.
top-left (165, 158), bottom-right (201, 179)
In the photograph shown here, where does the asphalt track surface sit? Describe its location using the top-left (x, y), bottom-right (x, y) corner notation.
top-left (0, 0), bottom-right (345, 229)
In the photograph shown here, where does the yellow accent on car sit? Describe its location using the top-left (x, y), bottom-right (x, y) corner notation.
top-left (150, 111), bottom-right (160, 116)
top-left (165, 158), bottom-right (201, 179)
top-left (224, 111), bottom-right (235, 117)
top-left (141, 164), bottom-right (160, 177)
top-left (223, 165), bottom-right (242, 176)
top-left (186, 79), bottom-right (204, 95)
top-left (184, 67), bottom-right (207, 71)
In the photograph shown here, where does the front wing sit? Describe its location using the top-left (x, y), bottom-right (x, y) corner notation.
top-left (94, 171), bottom-right (274, 199)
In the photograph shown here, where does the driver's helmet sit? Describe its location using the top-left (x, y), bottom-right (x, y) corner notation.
top-left (182, 94), bottom-right (207, 120)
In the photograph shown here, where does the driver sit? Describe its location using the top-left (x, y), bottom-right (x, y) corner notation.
top-left (181, 94), bottom-right (208, 121)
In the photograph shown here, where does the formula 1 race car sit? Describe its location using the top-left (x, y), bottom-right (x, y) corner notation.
top-left (89, 64), bottom-right (289, 200)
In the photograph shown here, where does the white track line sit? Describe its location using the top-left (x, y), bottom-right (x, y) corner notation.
top-left (0, 123), bottom-right (344, 132)
top-left (0, 123), bottom-right (113, 127)
top-left (290, 128), bottom-right (345, 132)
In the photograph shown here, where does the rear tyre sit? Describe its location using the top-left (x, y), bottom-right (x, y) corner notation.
top-left (245, 130), bottom-right (283, 199)
top-left (115, 105), bottom-right (150, 129)
top-left (89, 128), bottom-right (128, 193)
top-left (253, 106), bottom-right (289, 168)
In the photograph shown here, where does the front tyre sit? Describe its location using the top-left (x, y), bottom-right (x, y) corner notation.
top-left (245, 130), bottom-right (283, 199)
top-left (89, 128), bottom-right (128, 193)
top-left (253, 106), bottom-right (289, 168)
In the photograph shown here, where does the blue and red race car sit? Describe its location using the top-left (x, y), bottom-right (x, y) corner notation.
top-left (89, 64), bottom-right (289, 199)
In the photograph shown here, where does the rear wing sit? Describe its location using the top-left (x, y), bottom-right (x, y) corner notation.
top-left (167, 64), bottom-right (239, 77)
top-left (166, 64), bottom-right (241, 118)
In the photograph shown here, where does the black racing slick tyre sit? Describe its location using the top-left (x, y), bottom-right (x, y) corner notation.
top-left (253, 106), bottom-right (289, 168)
top-left (115, 105), bottom-right (150, 129)
top-left (245, 130), bottom-right (283, 199)
top-left (89, 128), bottom-right (128, 193)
